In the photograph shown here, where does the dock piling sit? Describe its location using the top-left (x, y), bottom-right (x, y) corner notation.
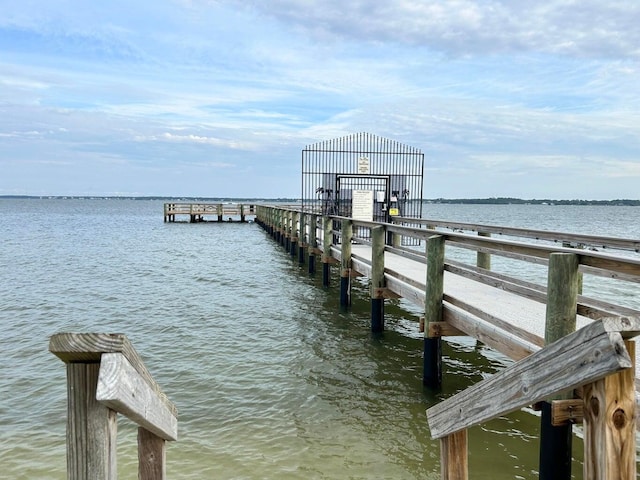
top-left (340, 219), bottom-right (353, 307)
top-left (539, 252), bottom-right (580, 480)
top-left (322, 216), bottom-right (333, 287)
top-left (308, 214), bottom-right (317, 274)
top-left (370, 226), bottom-right (385, 332)
top-left (423, 235), bottom-right (445, 388)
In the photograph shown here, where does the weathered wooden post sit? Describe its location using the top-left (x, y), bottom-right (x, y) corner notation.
top-left (308, 214), bottom-right (318, 274)
top-left (476, 231), bottom-right (491, 270)
top-left (290, 211), bottom-right (298, 258)
top-left (322, 216), bottom-right (333, 287)
top-left (240, 204), bottom-right (245, 223)
top-left (583, 340), bottom-right (636, 480)
top-left (65, 362), bottom-right (118, 479)
top-left (340, 219), bottom-right (353, 306)
top-left (298, 212), bottom-right (306, 264)
top-left (217, 203), bottom-right (223, 222)
top-left (423, 235), bottom-right (445, 388)
top-left (370, 226), bottom-right (386, 332)
top-left (440, 430), bottom-right (468, 480)
top-left (138, 428), bottom-right (166, 480)
top-left (539, 252), bottom-right (579, 480)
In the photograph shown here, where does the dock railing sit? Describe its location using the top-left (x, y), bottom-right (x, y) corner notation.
top-left (426, 316), bottom-right (639, 480)
top-left (258, 205), bottom-right (640, 476)
top-left (50, 333), bottom-right (178, 480)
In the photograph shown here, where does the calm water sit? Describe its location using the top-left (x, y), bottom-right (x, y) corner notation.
top-left (1, 199), bottom-right (639, 479)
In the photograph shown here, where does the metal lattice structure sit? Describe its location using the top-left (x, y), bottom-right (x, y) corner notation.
top-left (301, 133), bottom-right (424, 242)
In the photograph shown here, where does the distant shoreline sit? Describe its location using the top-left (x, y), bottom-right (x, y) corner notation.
top-left (1, 195), bottom-right (639, 206)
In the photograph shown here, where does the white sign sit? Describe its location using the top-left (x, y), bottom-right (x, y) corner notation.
top-left (352, 190), bottom-right (374, 221)
top-left (357, 157), bottom-right (370, 175)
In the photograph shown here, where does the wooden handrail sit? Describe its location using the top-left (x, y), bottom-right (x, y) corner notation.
top-left (400, 216), bottom-right (640, 252)
top-left (50, 333), bottom-right (178, 480)
top-left (426, 316), bottom-right (640, 438)
top-left (426, 317), bottom-right (640, 479)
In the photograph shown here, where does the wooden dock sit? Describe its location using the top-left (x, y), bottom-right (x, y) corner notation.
top-left (163, 203), bottom-right (257, 223)
top-left (255, 205), bottom-right (640, 479)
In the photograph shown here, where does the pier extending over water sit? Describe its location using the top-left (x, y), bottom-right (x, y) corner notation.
top-left (255, 204), bottom-right (640, 479)
top-left (163, 203), bottom-right (257, 223)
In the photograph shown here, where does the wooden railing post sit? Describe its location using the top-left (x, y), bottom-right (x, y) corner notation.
top-left (424, 235), bottom-right (445, 388)
top-left (322, 216), bottom-right (333, 287)
top-left (51, 333), bottom-right (178, 480)
top-left (66, 363), bottom-right (118, 480)
top-left (476, 231), bottom-right (491, 270)
top-left (370, 226), bottom-right (386, 332)
top-left (138, 428), bottom-right (166, 480)
top-left (539, 252), bottom-right (580, 480)
top-left (308, 214), bottom-right (318, 274)
top-left (440, 430), bottom-right (468, 480)
top-left (583, 340), bottom-right (636, 480)
top-left (298, 212), bottom-right (306, 264)
top-left (340, 219), bottom-right (353, 306)
top-left (290, 211), bottom-right (298, 258)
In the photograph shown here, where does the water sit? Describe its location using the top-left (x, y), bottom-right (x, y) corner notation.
top-left (1, 199), bottom-right (638, 479)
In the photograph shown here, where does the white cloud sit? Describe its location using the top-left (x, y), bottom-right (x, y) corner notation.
top-left (224, 0), bottom-right (640, 59)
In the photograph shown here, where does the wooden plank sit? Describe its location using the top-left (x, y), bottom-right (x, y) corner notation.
top-left (444, 294), bottom-right (544, 348)
top-left (402, 216), bottom-right (640, 252)
top-left (426, 317), bottom-right (640, 439)
top-left (440, 430), bottom-right (468, 480)
top-left (551, 399), bottom-right (584, 426)
top-left (96, 353), bottom-right (178, 441)
top-left (583, 340), bottom-right (636, 479)
top-left (428, 321), bottom-right (465, 338)
top-left (50, 333), bottom-right (178, 417)
top-left (138, 428), bottom-right (166, 480)
top-left (443, 304), bottom-right (538, 361)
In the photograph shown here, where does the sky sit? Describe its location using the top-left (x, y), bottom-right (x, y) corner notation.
top-left (1, 1), bottom-right (639, 199)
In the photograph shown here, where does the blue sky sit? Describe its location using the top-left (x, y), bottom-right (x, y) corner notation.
top-left (1, 1), bottom-right (638, 199)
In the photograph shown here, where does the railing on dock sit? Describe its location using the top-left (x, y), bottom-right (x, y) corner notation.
top-left (50, 333), bottom-right (178, 480)
top-left (426, 316), bottom-right (639, 480)
top-left (255, 204), bottom-right (640, 478)
top-left (164, 203), bottom-right (257, 223)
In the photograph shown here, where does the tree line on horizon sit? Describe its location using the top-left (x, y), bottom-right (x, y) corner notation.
top-left (2, 195), bottom-right (639, 206)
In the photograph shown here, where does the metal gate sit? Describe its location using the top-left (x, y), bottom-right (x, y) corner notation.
top-left (301, 132), bottom-right (424, 244)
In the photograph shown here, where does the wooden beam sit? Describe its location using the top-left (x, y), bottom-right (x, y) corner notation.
top-left (428, 321), bottom-right (465, 338)
top-left (426, 317), bottom-right (640, 439)
top-left (373, 287), bottom-right (400, 299)
top-left (551, 399), bottom-right (584, 426)
top-left (50, 333), bottom-right (178, 418)
top-left (96, 353), bottom-right (178, 441)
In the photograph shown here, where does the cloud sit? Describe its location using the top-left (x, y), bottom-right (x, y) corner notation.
top-left (223, 0), bottom-right (640, 59)
top-left (134, 132), bottom-right (255, 150)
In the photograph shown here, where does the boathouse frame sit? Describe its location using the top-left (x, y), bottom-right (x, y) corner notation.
top-left (301, 132), bottom-right (424, 244)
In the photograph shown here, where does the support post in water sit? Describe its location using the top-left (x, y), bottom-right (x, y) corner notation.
top-left (370, 226), bottom-right (385, 332)
top-left (476, 231), bottom-right (491, 270)
top-left (322, 216), bottom-right (333, 287)
top-left (298, 212), bottom-right (306, 264)
top-left (423, 235), bottom-right (445, 388)
top-left (308, 214), bottom-right (317, 274)
top-left (539, 252), bottom-right (579, 480)
top-left (290, 211), bottom-right (298, 258)
top-left (285, 211), bottom-right (292, 253)
top-left (340, 219), bottom-right (353, 307)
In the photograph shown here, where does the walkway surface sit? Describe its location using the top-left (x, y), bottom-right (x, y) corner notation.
top-left (338, 244), bottom-right (640, 387)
